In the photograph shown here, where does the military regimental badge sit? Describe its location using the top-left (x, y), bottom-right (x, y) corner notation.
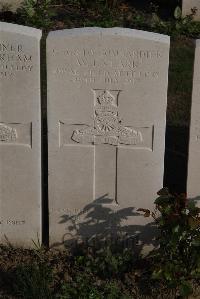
top-left (71, 90), bottom-right (143, 146)
top-left (0, 123), bottom-right (17, 142)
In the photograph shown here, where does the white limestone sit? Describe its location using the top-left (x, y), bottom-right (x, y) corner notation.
top-left (187, 40), bottom-right (200, 201)
top-left (0, 22), bottom-right (42, 247)
top-left (47, 27), bottom-right (170, 247)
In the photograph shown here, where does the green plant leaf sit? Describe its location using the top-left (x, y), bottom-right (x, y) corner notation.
top-left (152, 269), bottom-right (162, 279)
top-left (157, 187), bottom-right (170, 196)
top-left (154, 196), bottom-right (173, 205)
top-left (172, 225), bottom-right (180, 233)
top-left (180, 281), bottom-right (193, 296)
top-left (174, 6), bottom-right (182, 20)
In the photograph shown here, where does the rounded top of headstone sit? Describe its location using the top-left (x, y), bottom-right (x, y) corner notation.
top-left (0, 22), bottom-right (42, 39)
top-left (196, 39), bottom-right (200, 47)
top-left (48, 27), bottom-right (170, 44)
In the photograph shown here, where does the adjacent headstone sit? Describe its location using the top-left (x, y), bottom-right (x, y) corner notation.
top-left (47, 28), bottom-right (170, 247)
top-left (187, 40), bottom-right (200, 201)
top-left (0, 22), bottom-right (42, 247)
top-left (182, 0), bottom-right (200, 20)
top-left (0, 0), bottom-right (23, 11)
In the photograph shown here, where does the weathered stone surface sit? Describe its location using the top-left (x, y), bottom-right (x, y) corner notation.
top-left (47, 28), bottom-right (170, 248)
top-left (187, 40), bottom-right (200, 202)
top-left (0, 0), bottom-right (23, 11)
top-left (182, 0), bottom-right (200, 20)
top-left (0, 22), bottom-right (42, 247)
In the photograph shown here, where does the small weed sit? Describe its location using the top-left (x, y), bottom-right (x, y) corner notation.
top-left (103, 281), bottom-right (131, 299)
top-left (18, 0), bottom-right (54, 29)
top-left (58, 275), bottom-right (130, 299)
top-left (13, 263), bottom-right (53, 299)
top-left (139, 188), bottom-right (200, 297)
top-left (58, 272), bottom-right (102, 299)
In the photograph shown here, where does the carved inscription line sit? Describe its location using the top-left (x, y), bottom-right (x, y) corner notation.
top-left (0, 219), bottom-right (26, 225)
top-left (52, 47), bottom-right (162, 85)
top-left (0, 41), bottom-right (34, 78)
top-left (53, 48), bottom-right (162, 59)
top-left (54, 68), bottom-right (159, 85)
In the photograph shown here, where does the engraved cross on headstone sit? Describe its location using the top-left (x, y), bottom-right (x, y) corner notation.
top-left (62, 89), bottom-right (152, 204)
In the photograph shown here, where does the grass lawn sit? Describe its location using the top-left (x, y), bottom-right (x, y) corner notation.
top-left (0, 243), bottom-right (199, 299)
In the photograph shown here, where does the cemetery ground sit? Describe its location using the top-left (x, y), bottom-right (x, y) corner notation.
top-left (0, 190), bottom-right (200, 299)
top-left (0, 0), bottom-right (200, 298)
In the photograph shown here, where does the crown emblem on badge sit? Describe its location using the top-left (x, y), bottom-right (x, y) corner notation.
top-left (97, 91), bottom-right (115, 106)
top-left (0, 124), bottom-right (17, 142)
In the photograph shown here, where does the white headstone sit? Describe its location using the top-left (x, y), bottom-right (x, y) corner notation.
top-left (0, 22), bottom-right (42, 247)
top-left (182, 0), bottom-right (200, 20)
top-left (0, 0), bottom-right (23, 11)
top-left (187, 40), bottom-right (200, 201)
top-left (47, 28), bottom-right (170, 247)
